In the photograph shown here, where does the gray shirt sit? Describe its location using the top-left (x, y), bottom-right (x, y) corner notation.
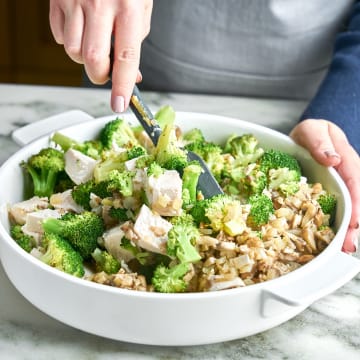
top-left (140, 0), bottom-right (354, 100)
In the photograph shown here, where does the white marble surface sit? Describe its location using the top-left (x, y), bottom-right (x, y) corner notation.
top-left (0, 84), bottom-right (359, 359)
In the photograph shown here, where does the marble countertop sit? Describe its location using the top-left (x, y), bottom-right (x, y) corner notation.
top-left (0, 84), bottom-right (359, 359)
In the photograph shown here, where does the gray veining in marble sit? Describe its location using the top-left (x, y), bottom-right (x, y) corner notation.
top-left (0, 84), bottom-right (359, 360)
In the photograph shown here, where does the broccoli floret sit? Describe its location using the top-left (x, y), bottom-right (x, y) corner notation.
top-left (258, 149), bottom-right (301, 177)
top-left (191, 194), bottom-right (246, 236)
top-left (54, 171), bottom-right (76, 193)
top-left (182, 162), bottom-right (203, 207)
top-left (190, 198), bottom-right (209, 225)
top-left (93, 147), bottom-right (146, 183)
top-left (132, 105), bottom-right (176, 135)
top-left (154, 120), bottom-right (188, 172)
top-left (119, 237), bottom-right (151, 265)
top-left (42, 211), bottom-right (104, 259)
top-left (223, 133), bottom-right (238, 153)
top-left (71, 179), bottom-right (112, 210)
top-left (183, 128), bottom-right (205, 144)
top-left (107, 170), bottom-right (135, 197)
top-left (256, 149), bottom-right (302, 196)
top-left (40, 232), bottom-right (84, 277)
top-left (247, 194), bottom-right (274, 228)
top-left (10, 224), bottom-right (36, 253)
top-left (228, 134), bottom-right (264, 166)
top-left (93, 150), bottom-right (128, 183)
top-left (71, 183), bottom-right (93, 209)
top-left (135, 154), bottom-right (155, 169)
top-left (115, 238), bottom-right (168, 271)
top-left (317, 193), bottom-right (337, 219)
top-left (146, 162), bottom-right (165, 177)
top-left (100, 118), bottom-right (139, 149)
top-left (185, 141), bottom-right (224, 180)
top-left (221, 180), bottom-right (241, 197)
top-left (119, 237), bottom-right (139, 255)
top-left (152, 262), bottom-right (192, 293)
top-left (91, 248), bottom-right (121, 274)
top-left (268, 168), bottom-right (300, 195)
top-left (52, 132), bottom-right (103, 159)
top-left (201, 143), bottom-right (224, 181)
top-left (108, 207), bottom-right (130, 222)
top-left (167, 214), bottom-right (201, 263)
top-left (154, 105), bottom-right (177, 129)
top-left (233, 163), bottom-right (267, 196)
top-left (21, 147), bottom-right (65, 197)
top-left (127, 145), bottom-right (146, 160)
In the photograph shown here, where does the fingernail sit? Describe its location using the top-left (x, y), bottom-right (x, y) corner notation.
top-left (353, 237), bottom-right (358, 252)
top-left (324, 150), bottom-right (340, 159)
top-left (353, 221), bottom-right (359, 230)
top-left (112, 96), bottom-right (125, 113)
top-left (136, 71), bottom-right (143, 83)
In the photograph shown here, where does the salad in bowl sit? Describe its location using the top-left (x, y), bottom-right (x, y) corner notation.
top-left (7, 106), bottom-right (338, 293)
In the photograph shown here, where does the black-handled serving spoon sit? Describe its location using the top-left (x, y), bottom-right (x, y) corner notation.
top-left (129, 85), bottom-right (224, 199)
top-left (109, 45), bottom-right (223, 198)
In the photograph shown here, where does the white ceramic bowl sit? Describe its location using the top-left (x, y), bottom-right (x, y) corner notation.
top-left (0, 110), bottom-right (359, 346)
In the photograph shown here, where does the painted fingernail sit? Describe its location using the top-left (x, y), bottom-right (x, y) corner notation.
top-left (112, 96), bottom-right (125, 113)
top-left (324, 150), bottom-right (340, 159)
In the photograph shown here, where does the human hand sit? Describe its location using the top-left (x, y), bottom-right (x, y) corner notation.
top-left (49, 0), bottom-right (153, 112)
top-left (290, 119), bottom-right (359, 253)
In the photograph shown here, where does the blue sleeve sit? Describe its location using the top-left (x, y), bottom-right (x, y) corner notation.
top-left (300, 1), bottom-right (360, 154)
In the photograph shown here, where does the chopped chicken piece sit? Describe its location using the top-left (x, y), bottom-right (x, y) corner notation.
top-left (9, 196), bottom-right (49, 225)
top-left (315, 227), bottom-right (335, 244)
top-left (111, 143), bottom-right (127, 153)
top-left (64, 149), bottom-right (98, 185)
top-left (89, 193), bottom-right (102, 214)
top-left (209, 277), bottom-right (245, 291)
top-left (50, 189), bottom-right (84, 213)
top-left (124, 157), bottom-right (140, 171)
top-left (132, 169), bottom-right (146, 192)
top-left (30, 247), bottom-right (44, 259)
top-left (22, 208), bottom-right (62, 235)
top-left (133, 204), bottom-right (172, 254)
top-left (103, 225), bottom-right (135, 263)
top-left (230, 254), bottom-right (254, 273)
top-left (145, 170), bottom-right (183, 216)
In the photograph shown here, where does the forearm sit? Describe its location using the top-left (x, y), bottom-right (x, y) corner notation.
top-left (300, 0), bottom-right (360, 154)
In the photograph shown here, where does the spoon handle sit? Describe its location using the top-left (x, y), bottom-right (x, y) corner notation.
top-left (129, 85), bottom-right (162, 146)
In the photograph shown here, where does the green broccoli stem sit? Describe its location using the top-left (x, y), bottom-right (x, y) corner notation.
top-left (154, 105), bottom-right (176, 129)
top-left (42, 217), bottom-right (66, 235)
top-left (27, 167), bottom-right (58, 197)
top-left (91, 248), bottom-right (120, 274)
top-left (182, 164), bottom-right (202, 205)
top-left (175, 235), bottom-right (201, 263)
top-left (40, 247), bottom-right (54, 265)
top-left (52, 132), bottom-right (78, 152)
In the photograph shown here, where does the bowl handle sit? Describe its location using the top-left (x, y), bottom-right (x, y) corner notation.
top-left (11, 110), bottom-right (94, 146)
top-left (261, 251), bottom-right (360, 318)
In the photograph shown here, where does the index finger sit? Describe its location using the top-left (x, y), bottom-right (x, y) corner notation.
top-left (111, 2), bottom-right (143, 113)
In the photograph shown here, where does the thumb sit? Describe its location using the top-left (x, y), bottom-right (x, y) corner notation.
top-left (289, 119), bottom-right (342, 167)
